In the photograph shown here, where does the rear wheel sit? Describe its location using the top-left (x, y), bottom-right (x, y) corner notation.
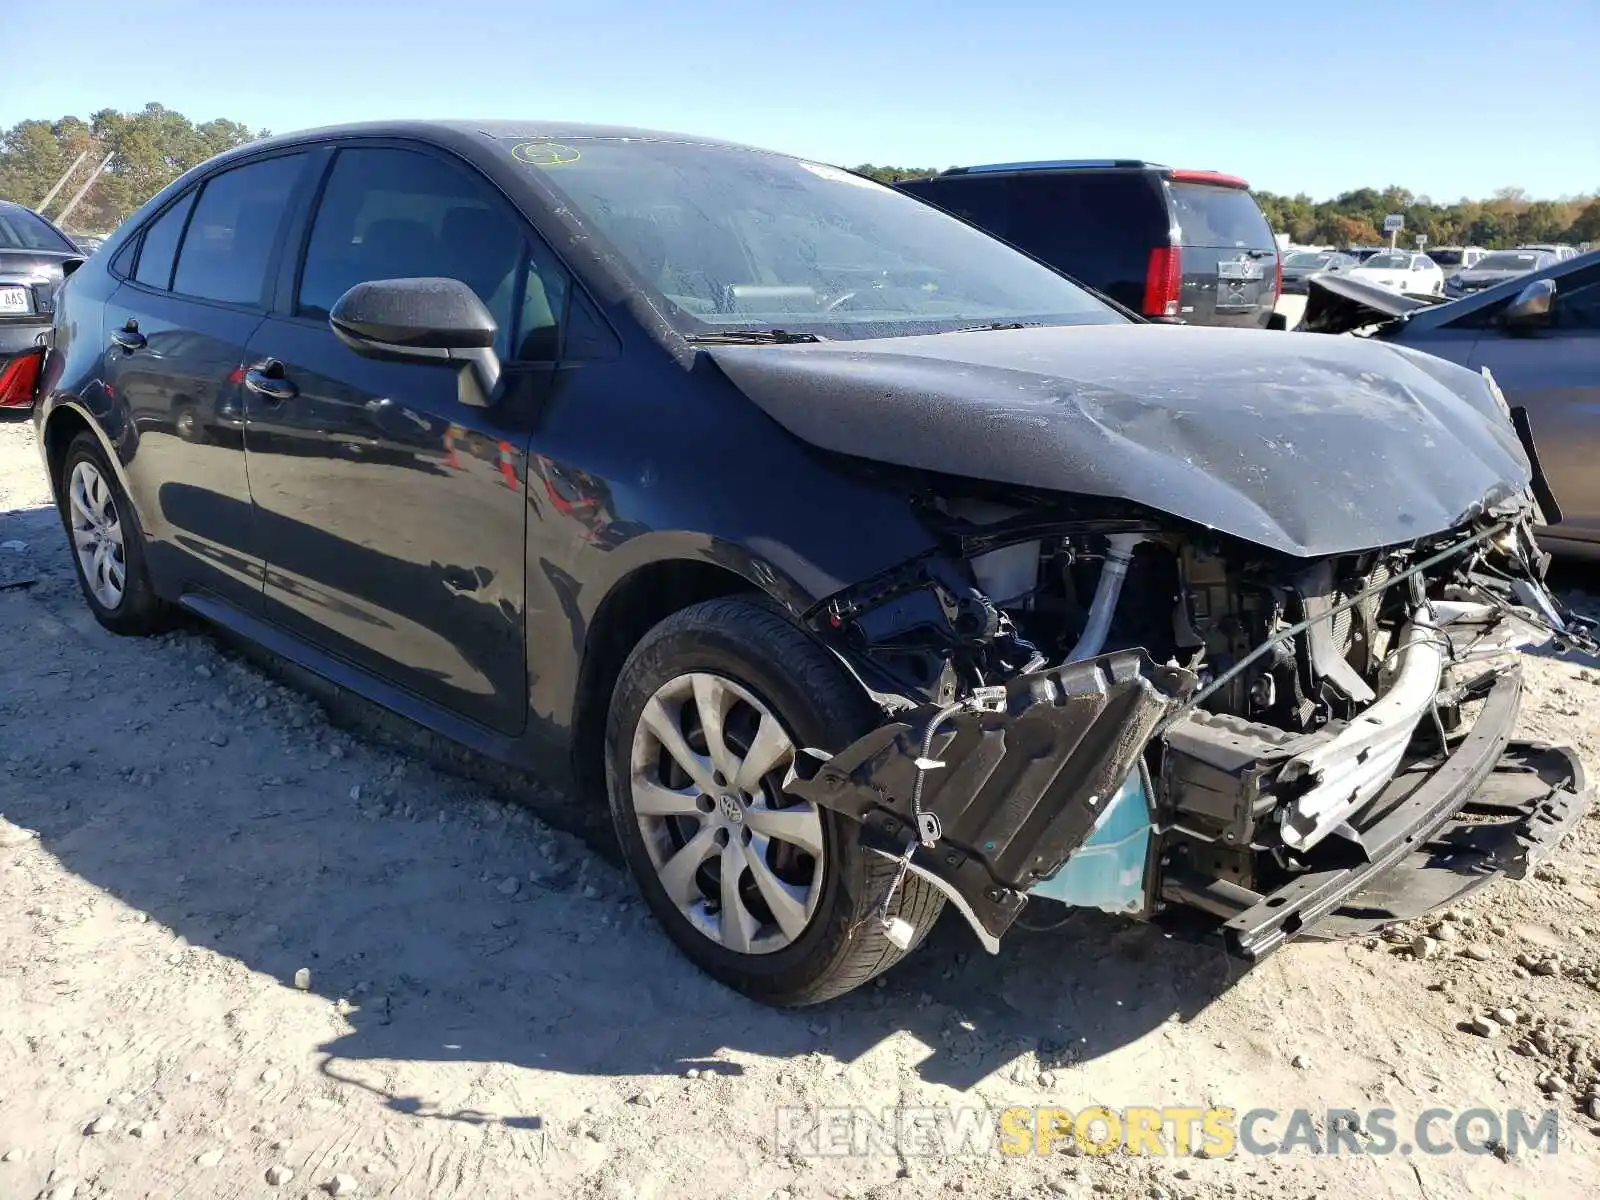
top-left (58, 432), bottom-right (171, 636)
top-left (605, 597), bottom-right (944, 1005)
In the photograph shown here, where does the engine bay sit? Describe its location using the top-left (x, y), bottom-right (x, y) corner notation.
top-left (798, 483), bottom-right (1595, 950)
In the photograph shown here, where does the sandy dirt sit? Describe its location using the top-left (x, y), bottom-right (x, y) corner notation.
top-left (3, 411), bottom-right (1600, 1200)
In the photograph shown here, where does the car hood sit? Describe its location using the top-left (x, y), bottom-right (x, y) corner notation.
top-left (708, 323), bottom-right (1532, 559)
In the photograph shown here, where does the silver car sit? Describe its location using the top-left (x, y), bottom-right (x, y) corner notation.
top-left (1302, 250), bottom-right (1600, 556)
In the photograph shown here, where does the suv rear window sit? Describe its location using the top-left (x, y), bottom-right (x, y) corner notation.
top-left (1167, 183), bottom-right (1274, 248)
top-left (0, 206), bottom-right (76, 253)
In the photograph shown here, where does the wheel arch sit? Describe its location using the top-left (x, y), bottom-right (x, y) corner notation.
top-left (41, 402), bottom-right (104, 502)
top-left (567, 550), bottom-right (815, 805)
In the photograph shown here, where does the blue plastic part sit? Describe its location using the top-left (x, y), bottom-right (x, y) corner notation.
top-left (1025, 764), bottom-right (1153, 915)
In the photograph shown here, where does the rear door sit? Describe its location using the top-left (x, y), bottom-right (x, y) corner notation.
top-left (101, 150), bottom-right (311, 611)
top-left (1165, 177), bottom-right (1279, 327)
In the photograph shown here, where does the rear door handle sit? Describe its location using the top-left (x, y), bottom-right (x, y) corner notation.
top-left (243, 360), bottom-right (298, 403)
top-left (110, 320), bottom-right (145, 351)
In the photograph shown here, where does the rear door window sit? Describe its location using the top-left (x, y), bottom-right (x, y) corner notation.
top-left (132, 192), bottom-right (196, 290)
top-left (1168, 184), bottom-right (1274, 248)
top-left (172, 154), bottom-right (306, 306)
top-left (1558, 267), bottom-right (1600, 329)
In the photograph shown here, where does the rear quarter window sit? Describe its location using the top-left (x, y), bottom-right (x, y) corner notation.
top-left (1168, 183), bottom-right (1274, 249)
top-left (1001, 173), bottom-right (1165, 296)
top-left (898, 176), bottom-right (1011, 242)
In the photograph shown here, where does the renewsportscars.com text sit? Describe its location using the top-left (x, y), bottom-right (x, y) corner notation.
top-left (775, 1105), bottom-right (1562, 1159)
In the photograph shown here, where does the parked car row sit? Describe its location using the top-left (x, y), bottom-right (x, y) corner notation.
top-left (21, 121), bottom-right (1591, 1006)
top-left (1444, 248), bottom-right (1562, 297)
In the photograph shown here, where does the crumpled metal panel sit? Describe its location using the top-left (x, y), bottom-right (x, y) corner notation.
top-left (710, 323), bottom-right (1531, 558)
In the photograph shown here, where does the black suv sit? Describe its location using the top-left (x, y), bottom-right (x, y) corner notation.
top-left (897, 160), bottom-right (1282, 328)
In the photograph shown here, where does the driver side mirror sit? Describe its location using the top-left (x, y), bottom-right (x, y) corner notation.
top-left (329, 277), bottom-right (501, 406)
top-left (1501, 278), bottom-right (1556, 332)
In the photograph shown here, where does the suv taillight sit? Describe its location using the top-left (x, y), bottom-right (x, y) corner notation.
top-left (0, 348), bottom-right (44, 409)
top-left (1273, 255), bottom-right (1283, 299)
top-left (1143, 246), bottom-right (1182, 317)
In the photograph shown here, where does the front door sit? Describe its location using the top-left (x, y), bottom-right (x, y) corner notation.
top-left (102, 151), bottom-right (309, 611)
top-left (243, 142), bottom-right (566, 735)
top-left (1469, 263), bottom-right (1600, 545)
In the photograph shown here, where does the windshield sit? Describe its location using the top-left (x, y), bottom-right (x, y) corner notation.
top-left (0, 206), bottom-right (76, 253)
top-left (1362, 252), bottom-right (1411, 270)
top-left (496, 137), bottom-right (1121, 339)
top-left (1284, 252), bottom-right (1331, 268)
top-left (1476, 251), bottom-right (1541, 271)
top-left (1430, 249), bottom-right (1464, 266)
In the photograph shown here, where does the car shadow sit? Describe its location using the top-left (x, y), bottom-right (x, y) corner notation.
top-left (0, 491), bottom-right (1244, 1135)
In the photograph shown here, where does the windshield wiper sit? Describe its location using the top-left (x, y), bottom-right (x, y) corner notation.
top-left (684, 329), bottom-right (824, 345)
top-left (948, 321), bottom-right (1045, 333)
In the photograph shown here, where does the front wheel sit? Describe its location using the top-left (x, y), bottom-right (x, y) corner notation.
top-left (605, 597), bottom-right (944, 1006)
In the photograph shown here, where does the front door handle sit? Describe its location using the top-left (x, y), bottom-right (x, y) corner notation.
top-left (110, 320), bottom-right (145, 351)
top-left (243, 360), bottom-right (298, 403)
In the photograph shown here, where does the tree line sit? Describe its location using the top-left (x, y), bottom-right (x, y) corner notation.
top-left (0, 104), bottom-right (262, 233)
top-left (852, 165), bottom-right (1600, 249)
top-left (3, 107), bottom-right (1594, 250)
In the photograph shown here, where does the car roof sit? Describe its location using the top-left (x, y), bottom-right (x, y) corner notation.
top-left (934, 159), bottom-right (1169, 175)
top-left (225, 119), bottom-right (780, 161)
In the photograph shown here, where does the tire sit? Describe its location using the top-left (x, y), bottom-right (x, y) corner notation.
top-left (605, 596), bottom-right (944, 1006)
top-left (57, 431), bottom-right (171, 636)
top-left (173, 401), bottom-right (210, 444)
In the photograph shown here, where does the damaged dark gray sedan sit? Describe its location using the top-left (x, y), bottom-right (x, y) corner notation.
top-left (36, 122), bottom-right (1592, 1007)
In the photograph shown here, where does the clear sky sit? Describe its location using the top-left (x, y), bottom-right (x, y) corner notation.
top-left (8, 0), bottom-right (1598, 201)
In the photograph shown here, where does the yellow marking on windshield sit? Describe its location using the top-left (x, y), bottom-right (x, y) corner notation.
top-left (512, 141), bottom-right (582, 167)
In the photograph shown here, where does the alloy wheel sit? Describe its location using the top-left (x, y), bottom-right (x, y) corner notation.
top-left (68, 460), bottom-right (126, 609)
top-left (630, 672), bottom-right (824, 954)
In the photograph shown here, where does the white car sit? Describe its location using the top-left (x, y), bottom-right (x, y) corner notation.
top-left (1345, 251), bottom-right (1445, 296)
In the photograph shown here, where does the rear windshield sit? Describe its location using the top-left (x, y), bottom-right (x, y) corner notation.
top-left (1477, 251), bottom-right (1541, 271)
top-left (1363, 252), bottom-right (1412, 270)
top-left (1429, 250), bottom-right (1465, 266)
top-left (1167, 183), bottom-right (1274, 248)
top-left (0, 206), bottom-right (76, 253)
top-left (1284, 252), bottom-right (1331, 267)
top-left (498, 138), bottom-right (1122, 340)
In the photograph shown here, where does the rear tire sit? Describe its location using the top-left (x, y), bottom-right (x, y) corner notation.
top-left (605, 596), bottom-right (944, 1006)
top-left (57, 431), bottom-right (171, 636)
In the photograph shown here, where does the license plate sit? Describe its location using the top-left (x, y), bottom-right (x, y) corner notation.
top-left (0, 286), bottom-right (29, 315)
top-left (1216, 259), bottom-right (1264, 281)
top-left (1215, 258), bottom-right (1262, 308)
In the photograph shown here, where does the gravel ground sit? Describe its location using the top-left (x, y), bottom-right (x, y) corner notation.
top-left (4, 411), bottom-right (1600, 1200)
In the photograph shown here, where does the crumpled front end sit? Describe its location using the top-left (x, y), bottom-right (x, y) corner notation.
top-left (783, 474), bottom-right (1594, 956)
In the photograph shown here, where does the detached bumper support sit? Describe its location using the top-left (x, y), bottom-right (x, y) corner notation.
top-left (1163, 668), bottom-right (1591, 957)
top-left (788, 650), bottom-right (1194, 946)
